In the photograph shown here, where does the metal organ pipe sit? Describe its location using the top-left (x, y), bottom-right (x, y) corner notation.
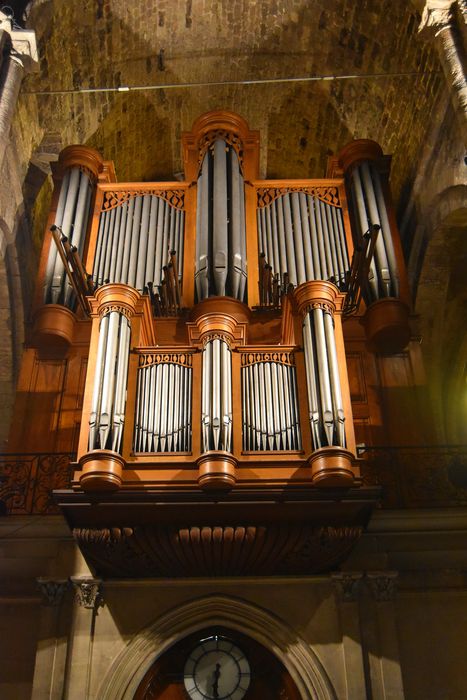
top-left (302, 308), bottom-right (347, 449)
top-left (348, 161), bottom-right (400, 299)
top-left (44, 166), bottom-right (94, 306)
top-left (88, 311), bottom-right (131, 454)
top-left (92, 193), bottom-right (185, 296)
top-left (241, 356), bottom-right (302, 451)
top-left (257, 192), bottom-right (351, 295)
top-left (195, 139), bottom-right (247, 301)
top-left (201, 338), bottom-right (233, 453)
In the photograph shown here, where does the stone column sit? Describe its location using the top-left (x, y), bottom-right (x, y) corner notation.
top-left (0, 10), bottom-right (38, 168)
top-left (419, 1), bottom-right (467, 136)
top-left (364, 572), bottom-right (405, 700)
top-left (332, 572), bottom-right (367, 699)
top-left (64, 577), bottom-right (103, 700)
top-left (31, 579), bottom-right (70, 700)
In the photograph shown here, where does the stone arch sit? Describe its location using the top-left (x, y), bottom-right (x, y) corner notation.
top-left (98, 594), bottom-right (337, 700)
top-left (415, 184), bottom-right (467, 443)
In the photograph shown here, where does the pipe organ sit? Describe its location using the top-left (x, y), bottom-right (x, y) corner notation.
top-left (10, 111), bottom-right (415, 577)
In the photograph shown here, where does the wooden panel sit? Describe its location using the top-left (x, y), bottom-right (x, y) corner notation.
top-left (9, 355), bottom-right (67, 451)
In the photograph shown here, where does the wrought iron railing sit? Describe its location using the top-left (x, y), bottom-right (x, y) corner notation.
top-left (0, 448), bottom-right (466, 514)
top-left (358, 445), bottom-right (467, 509)
top-left (0, 453), bottom-right (74, 515)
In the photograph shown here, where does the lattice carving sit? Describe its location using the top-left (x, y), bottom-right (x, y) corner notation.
top-left (241, 351), bottom-right (295, 367)
top-left (137, 351), bottom-right (194, 369)
top-left (198, 129), bottom-right (244, 174)
top-left (257, 186), bottom-right (341, 208)
top-left (101, 189), bottom-right (185, 212)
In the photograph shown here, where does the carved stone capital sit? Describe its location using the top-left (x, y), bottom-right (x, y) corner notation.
top-left (419, 1), bottom-right (456, 36)
top-left (367, 571), bottom-right (398, 601)
top-left (71, 577), bottom-right (103, 609)
top-left (0, 11), bottom-right (38, 72)
top-left (36, 578), bottom-right (69, 606)
top-left (332, 572), bottom-right (364, 602)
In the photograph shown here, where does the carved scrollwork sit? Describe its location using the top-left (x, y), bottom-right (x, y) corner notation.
top-left (241, 350), bottom-right (295, 367)
top-left (202, 332), bottom-right (233, 348)
top-left (257, 186), bottom-right (341, 208)
top-left (101, 189), bottom-right (185, 212)
top-left (309, 301), bottom-right (335, 315)
top-left (137, 351), bottom-right (194, 369)
top-left (198, 129), bottom-right (244, 173)
top-left (100, 304), bottom-right (132, 320)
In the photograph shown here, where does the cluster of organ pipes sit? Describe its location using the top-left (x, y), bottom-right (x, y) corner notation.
top-left (302, 308), bottom-right (346, 449)
top-left (195, 139), bottom-right (247, 301)
top-left (348, 161), bottom-right (399, 300)
top-left (36, 120), bottom-right (411, 483)
top-left (242, 355), bottom-right (302, 451)
top-left (93, 194), bottom-right (185, 302)
top-left (88, 311), bottom-right (131, 453)
top-left (134, 356), bottom-right (192, 453)
top-left (44, 166), bottom-right (94, 306)
top-left (257, 193), bottom-right (350, 293)
top-left (201, 338), bottom-right (233, 453)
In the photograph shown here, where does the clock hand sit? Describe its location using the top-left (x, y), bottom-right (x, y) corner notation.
top-left (212, 662), bottom-right (221, 698)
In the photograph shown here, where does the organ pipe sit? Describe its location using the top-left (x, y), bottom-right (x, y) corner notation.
top-left (257, 193), bottom-right (350, 294)
top-left (133, 357), bottom-right (192, 453)
top-left (201, 337), bottom-right (232, 453)
top-left (44, 166), bottom-right (94, 306)
top-left (241, 356), bottom-right (301, 451)
top-left (195, 139), bottom-right (247, 301)
top-left (302, 307), bottom-right (347, 449)
top-left (88, 310), bottom-right (131, 454)
top-left (93, 194), bottom-right (185, 305)
top-left (348, 161), bottom-right (400, 300)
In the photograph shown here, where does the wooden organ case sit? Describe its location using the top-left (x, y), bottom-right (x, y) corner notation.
top-left (8, 111), bottom-right (415, 577)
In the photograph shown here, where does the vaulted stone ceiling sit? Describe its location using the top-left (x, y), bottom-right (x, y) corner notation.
top-left (16, 0), bottom-right (443, 206)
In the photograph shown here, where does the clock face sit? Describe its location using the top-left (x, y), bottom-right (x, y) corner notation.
top-left (183, 636), bottom-right (251, 700)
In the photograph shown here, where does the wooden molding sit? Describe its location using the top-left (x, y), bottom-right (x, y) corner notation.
top-left (334, 139), bottom-right (384, 172)
top-left (58, 144), bottom-right (104, 182)
top-left (78, 449), bottom-right (125, 492)
top-left (188, 297), bottom-right (251, 346)
top-left (197, 451), bottom-right (237, 492)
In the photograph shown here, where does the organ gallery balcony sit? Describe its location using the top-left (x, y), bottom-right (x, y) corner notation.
top-left (6, 111), bottom-right (420, 577)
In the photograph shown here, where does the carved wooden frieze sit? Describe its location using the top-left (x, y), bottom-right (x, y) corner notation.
top-left (73, 523), bottom-right (362, 578)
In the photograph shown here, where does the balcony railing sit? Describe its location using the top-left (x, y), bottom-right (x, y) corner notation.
top-left (1, 448), bottom-right (466, 514)
top-left (0, 453), bottom-right (74, 515)
top-left (359, 445), bottom-right (467, 509)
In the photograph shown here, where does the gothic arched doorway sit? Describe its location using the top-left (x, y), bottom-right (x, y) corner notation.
top-left (133, 626), bottom-right (302, 699)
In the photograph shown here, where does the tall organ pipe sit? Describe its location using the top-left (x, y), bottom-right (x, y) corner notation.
top-left (201, 338), bottom-right (232, 453)
top-left (195, 139), bottom-right (247, 301)
top-left (257, 193), bottom-right (351, 294)
top-left (88, 311), bottom-right (131, 454)
top-left (92, 193), bottom-right (185, 295)
top-left (302, 308), bottom-right (347, 449)
top-left (348, 160), bottom-right (401, 300)
top-left (44, 166), bottom-right (94, 306)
